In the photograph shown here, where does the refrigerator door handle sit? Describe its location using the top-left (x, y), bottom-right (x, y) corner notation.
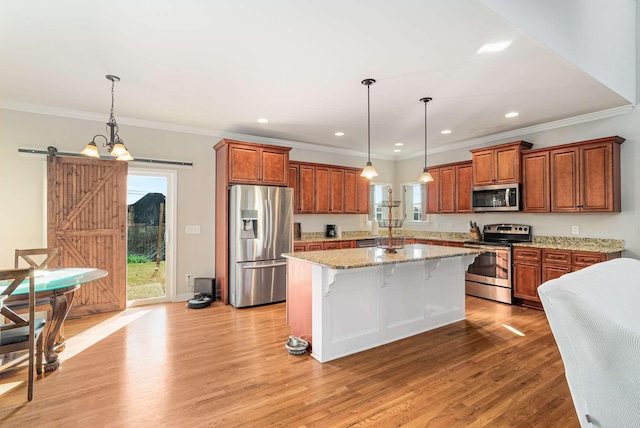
top-left (243, 262), bottom-right (287, 269)
top-left (266, 198), bottom-right (272, 250)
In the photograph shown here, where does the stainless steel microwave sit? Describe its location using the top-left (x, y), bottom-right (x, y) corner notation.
top-left (472, 183), bottom-right (520, 212)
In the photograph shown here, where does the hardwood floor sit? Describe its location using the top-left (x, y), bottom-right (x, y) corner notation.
top-left (0, 297), bottom-right (578, 427)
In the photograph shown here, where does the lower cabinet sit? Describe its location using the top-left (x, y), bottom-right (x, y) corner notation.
top-left (294, 240), bottom-right (356, 252)
top-left (513, 248), bottom-right (542, 302)
top-left (513, 246), bottom-right (620, 307)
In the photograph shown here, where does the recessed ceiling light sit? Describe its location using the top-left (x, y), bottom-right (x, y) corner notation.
top-left (394, 143), bottom-right (404, 146)
top-left (505, 112), bottom-right (519, 118)
top-left (477, 41), bottom-right (512, 54)
top-left (393, 149), bottom-right (402, 153)
top-left (334, 131), bottom-right (344, 136)
top-left (257, 118), bottom-right (269, 123)
top-left (441, 129), bottom-right (452, 134)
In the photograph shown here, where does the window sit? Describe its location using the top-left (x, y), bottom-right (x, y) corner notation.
top-left (370, 183), bottom-right (392, 222)
top-left (402, 183), bottom-right (427, 222)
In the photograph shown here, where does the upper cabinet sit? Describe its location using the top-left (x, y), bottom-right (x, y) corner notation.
top-left (522, 136), bottom-right (624, 213)
top-left (471, 141), bottom-right (533, 186)
top-left (521, 149), bottom-right (550, 213)
top-left (425, 161), bottom-right (472, 214)
top-left (215, 139), bottom-right (291, 186)
top-left (288, 161), bottom-right (370, 215)
top-left (550, 136), bottom-right (624, 212)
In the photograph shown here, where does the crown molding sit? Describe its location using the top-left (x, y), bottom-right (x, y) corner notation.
top-left (396, 104), bottom-right (635, 160)
top-left (3, 100), bottom-right (632, 162)
top-left (1, 100), bottom-right (396, 161)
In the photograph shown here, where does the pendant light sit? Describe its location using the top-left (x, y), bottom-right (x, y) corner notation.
top-left (418, 97), bottom-right (434, 183)
top-left (360, 78), bottom-right (378, 179)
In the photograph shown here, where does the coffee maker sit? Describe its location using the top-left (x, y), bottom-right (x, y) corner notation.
top-left (326, 224), bottom-right (337, 238)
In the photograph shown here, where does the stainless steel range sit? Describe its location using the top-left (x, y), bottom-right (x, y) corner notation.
top-left (464, 224), bottom-right (532, 304)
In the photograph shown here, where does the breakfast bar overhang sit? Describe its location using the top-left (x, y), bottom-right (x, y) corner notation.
top-left (283, 245), bottom-right (481, 363)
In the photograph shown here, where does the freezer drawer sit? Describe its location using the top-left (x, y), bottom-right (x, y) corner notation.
top-left (231, 259), bottom-right (287, 308)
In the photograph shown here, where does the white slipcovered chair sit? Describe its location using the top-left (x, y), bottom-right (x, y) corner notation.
top-left (538, 258), bottom-right (640, 428)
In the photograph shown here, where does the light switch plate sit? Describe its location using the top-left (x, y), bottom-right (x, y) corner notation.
top-left (186, 225), bottom-right (201, 234)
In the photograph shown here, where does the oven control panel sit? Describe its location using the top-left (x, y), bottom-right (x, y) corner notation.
top-left (483, 224), bottom-right (530, 235)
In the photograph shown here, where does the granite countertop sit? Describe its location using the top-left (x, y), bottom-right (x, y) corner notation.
top-left (283, 244), bottom-right (482, 269)
top-left (295, 231), bottom-right (624, 253)
top-left (513, 236), bottom-right (625, 253)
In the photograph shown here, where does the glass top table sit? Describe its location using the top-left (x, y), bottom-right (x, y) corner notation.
top-left (1, 267), bottom-right (108, 372)
top-left (0, 268), bottom-right (108, 297)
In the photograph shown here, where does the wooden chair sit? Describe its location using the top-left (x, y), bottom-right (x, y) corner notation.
top-left (0, 268), bottom-right (46, 401)
top-left (15, 247), bottom-right (59, 270)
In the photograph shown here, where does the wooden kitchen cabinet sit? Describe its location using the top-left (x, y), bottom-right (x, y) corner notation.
top-left (513, 247), bottom-right (542, 302)
top-left (290, 161), bottom-right (369, 215)
top-left (293, 243), bottom-right (308, 252)
top-left (513, 246), bottom-right (621, 307)
top-left (550, 136), bottom-right (624, 213)
top-left (470, 141), bottom-right (532, 186)
top-left (329, 168), bottom-right (344, 213)
top-left (288, 163), bottom-right (300, 211)
top-left (216, 139), bottom-right (290, 186)
top-left (323, 242), bottom-right (340, 250)
top-left (456, 162), bottom-right (473, 213)
top-left (344, 169), bottom-right (371, 214)
top-left (288, 161), bottom-right (315, 214)
top-left (426, 168), bottom-right (439, 214)
top-left (425, 161), bottom-right (472, 214)
top-left (314, 166), bottom-right (330, 214)
top-left (307, 243), bottom-right (323, 251)
top-left (541, 249), bottom-right (571, 282)
top-left (339, 240), bottom-right (356, 249)
top-left (522, 149), bottom-right (550, 213)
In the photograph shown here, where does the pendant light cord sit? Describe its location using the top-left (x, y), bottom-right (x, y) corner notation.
top-left (367, 82), bottom-right (371, 163)
top-left (424, 99), bottom-right (427, 167)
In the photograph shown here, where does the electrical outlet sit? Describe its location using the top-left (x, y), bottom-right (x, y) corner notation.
top-left (445, 223), bottom-right (453, 230)
top-left (571, 226), bottom-right (579, 235)
top-left (186, 274), bottom-right (192, 285)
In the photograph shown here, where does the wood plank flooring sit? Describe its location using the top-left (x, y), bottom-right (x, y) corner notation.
top-left (0, 297), bottom-right (578, 427)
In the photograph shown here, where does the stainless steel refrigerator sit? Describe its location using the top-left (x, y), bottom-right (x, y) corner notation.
top-left (228, 185), bottom-right (293, 308)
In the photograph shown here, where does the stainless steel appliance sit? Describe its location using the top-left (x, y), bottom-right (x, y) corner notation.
top-left (472, 183), bottom-right (521, 212)
top-left (356, 238), bottom-right (377, 248)
top-left (229, 185), bottom-right (293, 308)
top-left (464, 223), bottom-right (532, 304)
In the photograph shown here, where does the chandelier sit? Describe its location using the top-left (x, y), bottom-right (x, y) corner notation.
top-left (81, 75), bottom-right (133, 161)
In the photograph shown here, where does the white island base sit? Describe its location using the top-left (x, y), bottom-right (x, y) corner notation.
top-left (284, 246), bottom-right (478, 363)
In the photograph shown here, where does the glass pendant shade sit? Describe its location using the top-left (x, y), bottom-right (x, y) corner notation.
top-left (361, 162), bottom-right (379, 179)
top-left (110, 142), bottom-right (128, 157)
top-left (81, 142), bottom-right (100, 158)
top-left (418, 167), bottom-right (434, 183)
top-left (116, 151), bottom-right (134, 161)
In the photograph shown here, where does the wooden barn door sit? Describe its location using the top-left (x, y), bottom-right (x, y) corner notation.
top-left (47, 156), bottom-right (128, 316)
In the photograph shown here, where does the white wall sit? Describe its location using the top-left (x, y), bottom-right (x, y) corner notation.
top-left (395, 107), bottom-right (640, 258)
top-left (479, 0), bottom-right (636, 103)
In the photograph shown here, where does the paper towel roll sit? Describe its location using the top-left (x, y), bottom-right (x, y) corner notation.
top-left (371, 220), bottom-right (378, 235)
top-left (336, 225), bottom-right (342, 238)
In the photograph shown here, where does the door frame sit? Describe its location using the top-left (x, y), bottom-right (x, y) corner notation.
top-left (127, 167), bottom-right (177, 307)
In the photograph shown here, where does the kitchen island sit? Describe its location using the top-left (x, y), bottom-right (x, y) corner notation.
top-left (283, 244), bottom-right (481, 363)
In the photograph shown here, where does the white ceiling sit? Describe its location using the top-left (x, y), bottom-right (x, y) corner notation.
top-left (0, 0), bottom-right (630, 160)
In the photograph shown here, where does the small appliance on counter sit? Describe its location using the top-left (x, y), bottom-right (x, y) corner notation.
top-left (294, 222), bottom-right (301, 240)
top-left (326, 224), bottom-right (336, 238)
